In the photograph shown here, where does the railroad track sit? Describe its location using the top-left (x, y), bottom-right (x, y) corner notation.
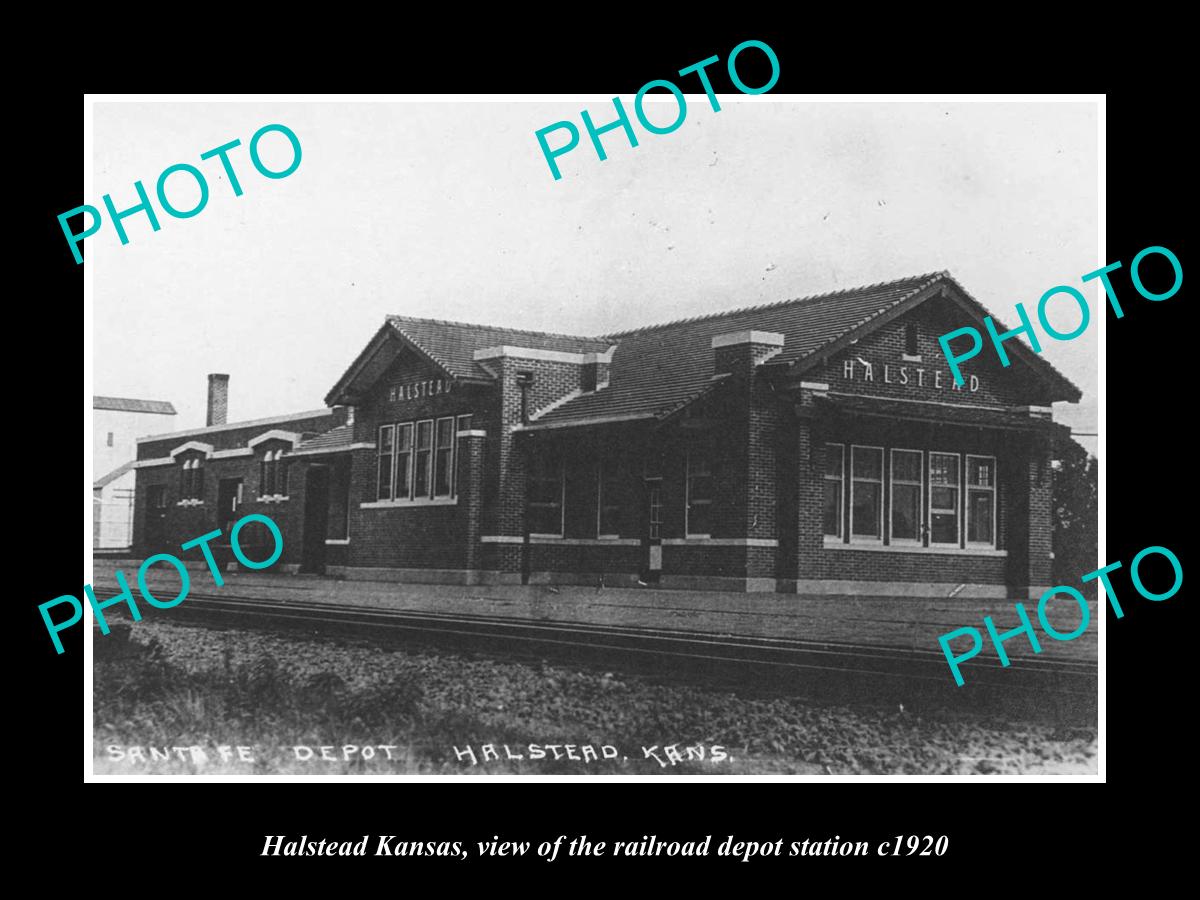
top-left (93, 585), bottom-right (1098, 717)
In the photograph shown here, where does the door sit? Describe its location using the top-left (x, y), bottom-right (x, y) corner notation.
top-left (144, 484), bottom-right (169, 553)
top-left (217, 478), bottom-right (243, 534)
top-left (301, 465), bottom-right (330, 574)
top-left (641, 478), bottom-right (663, 583)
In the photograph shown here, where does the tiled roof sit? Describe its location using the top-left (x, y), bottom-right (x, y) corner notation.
top-left (387, 316), bottom-right (612, 380)
top-left (94, 396), bottom-right (177, 415)
top-left (294, 424), bottom-right (354, 453)
top-left (531, 273), bottom-right (946, 427)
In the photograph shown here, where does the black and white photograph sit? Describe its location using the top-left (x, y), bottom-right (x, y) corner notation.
top-left (85, 95), bottom-right (1101, 779)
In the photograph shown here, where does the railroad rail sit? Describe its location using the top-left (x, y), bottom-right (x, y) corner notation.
top-left (92, 584), bottom-right (1098, 721)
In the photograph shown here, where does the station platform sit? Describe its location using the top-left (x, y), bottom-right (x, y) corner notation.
top-left (90, 560), bottom-right (1099, 666)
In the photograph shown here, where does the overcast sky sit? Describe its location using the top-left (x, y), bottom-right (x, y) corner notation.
top-left (92, 99), bottom-right (1099, 453)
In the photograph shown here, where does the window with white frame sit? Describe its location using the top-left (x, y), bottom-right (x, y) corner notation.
top-left (180, 457), bottom-right (204, 501)
top-left (928, 452), bottom-right (961, 546)
top-left (414, 420), bottom-right (433, 498)
top-left (823, 443), bottom-right (844, 538)
top-left (260, 449), bottom-right (287, 498)
top-left (377, 425), bottom-right (393, 500)
top-left (685, 451), bottom-right (713, 537)
top-left (395, 423), bottom-right (413, 500)
top-left (528, 455), bottom-right (564, 537)
top-left (376, 415), bottom-right (468, 503)
top-left (597, 459), bottom-right (621, 537)
top-left (890, 449), bottom-right (923, 544)
top-left (434, 417), bottom-right (455, 497)
top-left (966, 455), bottom-right (997, 546)
top-left (850, 446), bottom-right (883, 540)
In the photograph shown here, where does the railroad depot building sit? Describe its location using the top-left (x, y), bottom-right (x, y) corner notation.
top-left (132, 272), bottom-right (1080, 597)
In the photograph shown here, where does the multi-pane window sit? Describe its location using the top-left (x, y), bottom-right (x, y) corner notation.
top-left (966, 455), bottom-right (996, 546)
top-left (529, 455), bottom-right (564, 536)
top-left (395, 423), bottom-right (413, 500)
top-left (929, 452), bottom-right (961, 546)
top-left (597, 460), bottom-right (622, 537)
top-left (414, 420), bottom-right (433, 498)
top-left (890, 449), bottom-right (923, 543)
top-left (259, 450), bottom-right (287, 498)
top-left (180, 457), bottom-right (204, 500)
top-left (823, 443), bottom-right (844, 538)
top-left (685, 452), bottom-right (713, 537)
top-left (377, 425), bottom-right (394, 500)
top-left (375, 416), bottom-right (467, 503)
top-left (850, 446), bottom-right (883, 539)
top-left (434, 417), bottom-right (455, 497)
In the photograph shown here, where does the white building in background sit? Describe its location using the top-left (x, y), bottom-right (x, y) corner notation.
top-left (94, 396), bottom-right (177, 550)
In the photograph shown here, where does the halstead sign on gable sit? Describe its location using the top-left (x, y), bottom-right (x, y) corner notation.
top-left (387, 378), bottom-right (454, 403)
top-left (842, 357), bottom-right (980, 393)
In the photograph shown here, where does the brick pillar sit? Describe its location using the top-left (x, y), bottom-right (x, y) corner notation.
top-left (711, 330), bottom-right (785, 588)
top-left (458, 430), bottom-right (487, 572)
top-left (1005, 432), bottom-right (1054, 597)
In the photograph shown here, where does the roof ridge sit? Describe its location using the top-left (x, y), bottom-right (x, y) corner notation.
top-left (386, 314), bottom-right (606, 344)
top-left (602, 271), bottom-right (949, 338)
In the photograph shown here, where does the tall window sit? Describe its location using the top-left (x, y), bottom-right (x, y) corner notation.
top-left (180, 457), bottom-right (204, 500)
top-left (377, 425), bottom-right (394, 500)
top-left (529, 455), bottom-right (564, 537)
top-left (434, 417), bottom-right (455, 497)
top-left (278, 455), bottom-right (289, 497)
top-left (850, 446), bottom-right (883, 539)
top-left (597, 460), bottom-right (621, 537)
top-left (966, 455), bottom-right (997, 546)
top-left (904, 322), bottom-right (919, 356)
top-left (823, 443), bottom-right (844, 538)
top-left (685, 451), bottom-right (713, 537)
top-left (929, 452), bottom-right (961, 546)
top-left (106, 432), bottom-right (114, 447)
top-left (414, 420), bottom-right (433, 498)
top-left (890, 449), bottom-right (923, 544)
top-left (148, 484), bottom-right (167, 510)
top-left (395, 423), bottom-right (413, 500)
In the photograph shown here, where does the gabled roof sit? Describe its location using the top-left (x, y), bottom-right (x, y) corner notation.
top-left (94, 396), bottom-right (177, 415)
top-left (326, 316), bottom-right (612, 405)
top-left (528, 271), bottom-right (1080, 428)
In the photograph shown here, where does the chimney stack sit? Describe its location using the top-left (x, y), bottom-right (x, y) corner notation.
top-left (206, 374), bottom-right (229, 426)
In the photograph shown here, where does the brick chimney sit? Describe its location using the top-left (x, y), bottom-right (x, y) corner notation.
top-left (711, 331), bottom-right (784, 376)
top-left (206, 373), bottom-right (229, 426)
top-left (581, 349), bottom-right (613, 393)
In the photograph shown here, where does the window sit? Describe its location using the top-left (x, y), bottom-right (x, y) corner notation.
top-left (278, 456), bottom-right (289, 497)
top-left (685, 451), bottom-right (713, 537)
top-left (261, 451), bottom-right (275, 497)
top-left (597, 460), bottom-right (622, 537)
top-left (890, 449), bottom-right (923, 544)
top-left (106, 431), bottom-right (114, 447)
top-left (373, 414), bottom-right (471, 504)
top-left (529, 455), bottom-right (564, 536)
top-left (904, 322), bottom-right (919, 356)
top-left (850, 446), bottom-right (883, 540)
top-left (966, 455), bottom-right (997, 546)
top-left (180, 457), bottom-right (204, 501)
top-left (377, 425), bottom-right (394, 500)
top-left (414, 420), bottom-right (433, 497)
top-left (434, 417), bottom-right (455, 497)
top-left (395, 423), bottom-right (413, 500)
top-left (823, 443), bottom-right (844, 538)
top-left (147, 484), bottom-right (167, 510)
top-left (929, 452), bottom-right (961, 546)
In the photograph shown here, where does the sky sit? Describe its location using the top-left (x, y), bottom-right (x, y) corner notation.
top-left (92, 99), bottom-right (1099, 453)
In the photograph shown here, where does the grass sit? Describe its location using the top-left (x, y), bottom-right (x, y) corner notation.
top-left (92, 622), bottom-right (1098, 776)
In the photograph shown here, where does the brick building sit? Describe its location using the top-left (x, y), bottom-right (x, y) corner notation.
top-left (132, 272), bottom-right (1080, 597)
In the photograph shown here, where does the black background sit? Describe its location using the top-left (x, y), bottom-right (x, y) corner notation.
top-left (21, 25), bottom-right (1187, 885)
